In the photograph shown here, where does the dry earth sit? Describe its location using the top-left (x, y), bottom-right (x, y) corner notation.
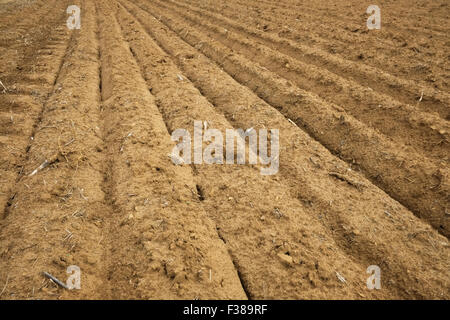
top-left (0, 0), bottom-right (449, 299)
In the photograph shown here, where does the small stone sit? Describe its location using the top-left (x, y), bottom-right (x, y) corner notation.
top-left (277, 253), bottom-right (294, 266)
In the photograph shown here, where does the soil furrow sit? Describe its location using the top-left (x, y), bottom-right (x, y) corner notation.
top-left (179, 0), bottom-right (449, 92)
top-left (244, 0), bottom-right (449, 39)
top-left (1, 0), bottom-right (448, 301)
top-left (0, 0), bottom-right (108, 299)
top-left (129, 0), bottom-right (450, 238)
top-left (116, 0), bottom-right (383, 299)
top-left (151, 0), bottom-right (449, 163)
top-left (119, 0), bottom-right (450, 299)
top-left (204, 0), bottom-right (450, 46)
top-left (0, 0), bottom-right (65, 82)
top-left (159, 0), bottom-right (450, 120)
top-left (0, 1), bottom-right (74, 219)
top-left (95, 0), bottom-right (246, 299)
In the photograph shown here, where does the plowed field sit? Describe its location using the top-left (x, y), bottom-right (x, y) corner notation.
top-left (0, 0), bottom-right (449, 299)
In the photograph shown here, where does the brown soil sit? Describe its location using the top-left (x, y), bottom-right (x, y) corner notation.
top-left (0, 0), bottom-right (448, 299)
